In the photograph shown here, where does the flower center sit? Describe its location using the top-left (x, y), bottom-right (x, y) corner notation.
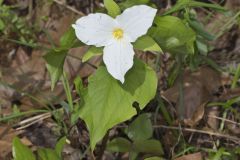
top-left (112, 28), bottom-right (124, 40)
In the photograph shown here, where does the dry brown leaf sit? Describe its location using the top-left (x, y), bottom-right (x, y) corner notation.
top-left (0, 54), bottom-right (49, 110)
top-left (219, 88), bottom-right (240, 101)
top-left (0, 140), bottom-right (12, 158)
top-left (162, 67), bottom-right (221, 126)
top-left (184, 102), bottom-right (207, 127)
top-left (206, 107), bottom-right (220, 130)
top-left (0, 126), bottom-right (17, 142)
top-left (0, 126), bottom-right (18, 158)
top-left (11, 47), bottom-right (30, 68)
top-left (226, 122), bottom-right (240, 135)
top-left (175, 152), bottom-right (202, 160)
top-left (0, 127), bottom-right (32, 158)
top-left (20, 136), bottom-right (33, 146)
top-left (225, 0), bottom-right (240, 11)
top-left (39, 3), bottom-right (78, 46)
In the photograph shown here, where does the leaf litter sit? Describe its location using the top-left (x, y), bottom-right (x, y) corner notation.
top-left (0, 0), bottom-right (240, 160)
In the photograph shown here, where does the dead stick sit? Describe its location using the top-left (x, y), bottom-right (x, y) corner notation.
top-left (96, 130), bottom-right (110, 160)
top-left (53, 0), bottom-right (85, 16)
top-left (153, 125), bottom-right (240, 143)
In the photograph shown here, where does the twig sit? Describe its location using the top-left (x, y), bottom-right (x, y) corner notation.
top-left (66, 54), bottom-right (98, 69)
top-left (90, 150), bottom-right (96, 160)
top-left (117, 124), bottom-right (240, 143)
top-left (153, 125), bottom-right (240, 143)
top-left (53, 0), bottom-right (85, 16)
top-left (14, 112), bottom-right (51, 130)
top-left (96, 131), bottom-right (109, 160)
top-left (208, 115), bottom-right (240, 126)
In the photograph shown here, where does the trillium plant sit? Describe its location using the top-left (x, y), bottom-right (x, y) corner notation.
top-left (70, 4), bottom-right (159, 149)
top-left (44, 0), bottom-right (199, 150)
top-left (72, 5), bottom-right (157, 83)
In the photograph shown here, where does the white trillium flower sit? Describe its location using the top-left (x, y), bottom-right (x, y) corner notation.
top-left (72, 5), bottom-right (157, 83)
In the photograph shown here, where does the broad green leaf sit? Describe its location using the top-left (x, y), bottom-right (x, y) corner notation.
top-left (12, 137), bottom-right (36, 160)
top-left (127, 113), bottom-right (153, 141)
top-left (165, 37), bottom-right (180, 49)
top-left (107, 137), bottom-right (132, 152)
top-left (133, 139), bottom-right (164, 155)
top-left (60, 27), bottom-right (76, 48)
top-left (104, 0), bottom-right (121, 18)
top-left (0, 19), bottom-right (5, 31)
top-left (129, 151), bottom-right (138, 160)
top-left (144, 157), bottom-right (163, 160)
top-left (149, 16), bottom-right (196, 55)
top-left (119, 0), bottom-right (150, 9)
top-left (44, 49), bottom-right (67, 90)
top-left (82, 46), bottom-right (103, 62)
top-left (37, 148), bottom-right (60, 160)
top-left (80, 59), bottom-right (157, 149)
top-left (55, 137), bottom-right (66, 157)
top-left (133, 35), bottom-right (162, 53)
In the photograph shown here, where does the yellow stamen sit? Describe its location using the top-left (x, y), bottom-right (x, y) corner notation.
top-left (112, 28), bottom-right (123, 40)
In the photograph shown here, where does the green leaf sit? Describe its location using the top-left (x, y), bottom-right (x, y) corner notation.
top-left (104, 0), bottom-right (121, 18)
top-left (210, 148), bottom-right (225, 160)
top-left (12, 137), bottom-right (36, 160)
top-left (164, 0), bottom-right (226, 15)
top-left (133, 139), bottom-right (164, 155)
top-left (0, 19), bottom-right (5, 31)
top-left (129, 151), bottom-right (138, 160)
top-left (72, 76), bottom-right (87, 124)
top-left (149, 16), bottom-right (196, 55)
top-left (133, 35), bottom-right (162, 53)
top-left (189, 1), bottom-right (226, 12)
top-left (163, 0), bottom-right (191, 15)
top-left (74, 76), bottom-right (84, 96)
top-left (44, 49), bottom-right (67, 90)
top-left (107, 137), bottom-right (132, 152)
top-left (196, 38), bottom-right (208, 55)
top-left (188, 19), bottom-right (215, 41)
top-left (127, 113), bottom-right (153, 141)
top-left (80, 59), bottom-right (157, 149)
top-left (82, 46), bottom-right (103, 62)
top-left (62, 72), bottom-right (74, 112)
top-left (119, 0), bottom-right (150, 9)
top-left (55, 137), bottom-right (66, 157)
top-left (37, 148), bottom-right (60, 160)
top-left (144, 157), bottom-right (163, 160)
top-left (60, 27), bottom-right (77, 48)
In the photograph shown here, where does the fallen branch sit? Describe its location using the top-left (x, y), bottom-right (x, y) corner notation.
top-left (154, 125), bottom-right (240, 143)
top-left (53, 0), bottom-right (85, 16)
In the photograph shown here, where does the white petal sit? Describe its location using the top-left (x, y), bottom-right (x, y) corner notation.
top-left (116, 5), bottom-right (157, 42)
top-left (72, 13), bottom-right (117, 47)
top-left (103, 40), bottom-right (134, 83)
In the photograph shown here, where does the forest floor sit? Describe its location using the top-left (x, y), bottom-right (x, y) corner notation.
top-left (0, 0), bottom-right (240, 159)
